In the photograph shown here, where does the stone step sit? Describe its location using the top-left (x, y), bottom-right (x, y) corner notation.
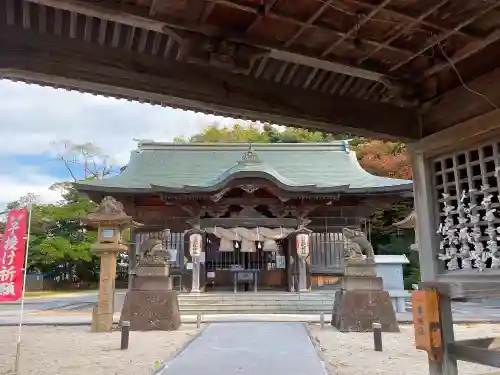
top-left (178, 293), bottom-right (336, 301)
top-left (179, 299), bottom-right (333, 306)
top-left (178, 296), bottom-right (334, 303)
top-left (179, 306), bottom-right (332, 313)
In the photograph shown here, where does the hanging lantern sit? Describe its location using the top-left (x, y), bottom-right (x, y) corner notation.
top-left (189, 232), bottom-right (203, 257)
top-left (296, 232), bottom-right (310, 258)
top-left (255, 226), bottom-right (263, 250)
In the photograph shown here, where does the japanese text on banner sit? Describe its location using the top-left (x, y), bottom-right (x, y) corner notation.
top-left (0, 208), bottom-right (28, 302)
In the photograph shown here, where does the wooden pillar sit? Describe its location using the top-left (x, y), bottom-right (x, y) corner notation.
top-left (410, 149), bottom-right (457, 375)
top-left (410, 150), bottom-right (440, 281)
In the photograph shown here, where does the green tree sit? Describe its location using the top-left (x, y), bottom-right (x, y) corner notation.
top-left (4, 141), bottom-right (114, 285)
top-left (8, 187), bottom-right (99, 282)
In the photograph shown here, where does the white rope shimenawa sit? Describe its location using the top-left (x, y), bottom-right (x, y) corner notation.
top-left (205, 227), bottom-right (295, 252)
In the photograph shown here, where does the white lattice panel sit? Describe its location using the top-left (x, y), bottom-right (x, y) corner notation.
top-left (433, 141), bottom-right (500, 271)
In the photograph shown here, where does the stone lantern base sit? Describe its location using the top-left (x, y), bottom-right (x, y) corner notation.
top-left (331, 260), bottom-right (399, 332)
top-left (120, 263), bottom-right (181, 331)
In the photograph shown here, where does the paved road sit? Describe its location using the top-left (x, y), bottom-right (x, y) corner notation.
top-left (2, 292), bottom-right (500, 325)
top-left (0, 291), bottom-right (126, 317)
top-left (161, 323), bottom-right (327, 375)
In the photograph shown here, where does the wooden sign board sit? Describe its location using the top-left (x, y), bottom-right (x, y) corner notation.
top-left (411, 290), bottom-right (443, 361)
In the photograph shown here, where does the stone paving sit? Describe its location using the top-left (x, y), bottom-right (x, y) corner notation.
top-left (160, 322), bottom-right (327, 375)
top-left (2, 292), bottom-right (500, 326)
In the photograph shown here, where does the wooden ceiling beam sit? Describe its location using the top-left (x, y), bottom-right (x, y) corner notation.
top-left (268, 50), bottom-right (384, 82)
top-left (217, 0), bottom-right (417, 58)
top-left (321, 0), bottom-right (392, 57)
top-left (284, 0), bottom-right (333, 48)
top-left (389, 1), bottom-right (500, 72)
top-left (423, 66), bottom-right (500, 134)
top-left (149, 0), bottom-right (159, 16)
top-left (341, 0), bottom-right (482, 41)
top-left (358, 0), bottom-right (449, 64)
top-left (24, 0), bottom-right (184, 42)
top-left (198, 0), bottom-right (217, 24)
top-left (245, 0), bottom-right (280, 34)
top-left (423, 28), bottom-right (500, 78)
top-left (23, 0), bottom-right (393, 82)
top-left (0, 27), bottom-right (419, 140)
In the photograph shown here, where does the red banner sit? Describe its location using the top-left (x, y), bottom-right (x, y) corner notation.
top-left (0, 208), bottom-right (28, 302)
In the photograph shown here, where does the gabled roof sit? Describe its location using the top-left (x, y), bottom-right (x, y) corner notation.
top-left (75, 142), bottom-right (413, 195)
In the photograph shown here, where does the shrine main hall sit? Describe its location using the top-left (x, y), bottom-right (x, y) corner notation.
top-left (76, 141), bottom-right (412, 292)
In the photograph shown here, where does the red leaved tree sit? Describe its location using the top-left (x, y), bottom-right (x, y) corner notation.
top-left (355, 140), bottom-right (412, 180)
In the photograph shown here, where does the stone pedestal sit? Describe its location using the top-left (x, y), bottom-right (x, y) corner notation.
top-left (191, 256), bottom-right (201, 293)
top-left (120, 261), bottom-right (181, 331)
top-left (92, 244), bottom-right (127, 332)
top-left (331, 260), bottom-right (399, 332)
top-left (298, 257), bottom-right (308, 292)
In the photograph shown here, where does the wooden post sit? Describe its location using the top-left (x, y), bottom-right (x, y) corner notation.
top-left (373, 322), bottom-right (382, 351)
top-left (410, 150), bottom-right (441, 282)
top-left (425, 294), bottom-right (457, 375)
top-left (409, 148), bottom-right (457, 375)
top-left (121, 321), bottom-right (130, 350)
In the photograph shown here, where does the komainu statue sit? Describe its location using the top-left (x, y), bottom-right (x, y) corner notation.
top-left (342, 228), bottom-right (375, 261)
top-left (138, 230), bottom-right (172, 265)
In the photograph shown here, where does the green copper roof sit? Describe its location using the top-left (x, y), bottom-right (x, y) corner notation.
top-left (76, 142), bottom-right (412, 194)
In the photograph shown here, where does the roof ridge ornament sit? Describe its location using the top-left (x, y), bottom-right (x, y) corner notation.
top-left (239, 143), bottom-right (261, 164)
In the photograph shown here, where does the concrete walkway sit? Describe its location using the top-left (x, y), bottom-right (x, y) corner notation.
top-left (161, 323), bottom-right (327, 375)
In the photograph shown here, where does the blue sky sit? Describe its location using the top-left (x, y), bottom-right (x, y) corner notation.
top-left (0, 80), bottom-right (241, 210)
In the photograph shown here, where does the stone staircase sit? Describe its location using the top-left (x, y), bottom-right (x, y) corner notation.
top-left (177, 292), bottom-right (336, 315)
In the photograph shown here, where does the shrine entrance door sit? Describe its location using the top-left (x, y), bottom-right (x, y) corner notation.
top-left (204, 237), bottom-right (290, 292)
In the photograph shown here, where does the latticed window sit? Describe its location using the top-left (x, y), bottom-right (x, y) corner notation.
top-left (433, 141), bottom-right (500, 271)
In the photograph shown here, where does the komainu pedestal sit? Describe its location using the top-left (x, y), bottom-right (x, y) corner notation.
top-left (120, 248), bottom-right (181, 331)
top-left (331, 260), bottom-right (399, 332)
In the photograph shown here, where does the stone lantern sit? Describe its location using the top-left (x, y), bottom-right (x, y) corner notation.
top-left (84, 196), bottom-right (140, 332)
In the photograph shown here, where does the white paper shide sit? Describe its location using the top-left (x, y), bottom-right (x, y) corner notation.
top-left (437, 185), bottom-right (500, 271)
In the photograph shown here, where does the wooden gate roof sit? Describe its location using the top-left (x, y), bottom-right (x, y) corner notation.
top-left (2, 0), bottom-right (500, 139)
top-left (75, 141), bottom-right (413, 194)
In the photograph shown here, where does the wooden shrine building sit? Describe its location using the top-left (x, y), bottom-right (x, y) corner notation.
top-left (7, 0), bottom-right (500, 370)
top-left (76, 141), bottom-right (412, 292)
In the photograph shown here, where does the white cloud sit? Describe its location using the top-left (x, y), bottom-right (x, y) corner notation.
top-left (0, 80), bottom-right (241, 165)
top-left (0, 167), bottom-right (63, 211)
top-left (0, 80), bottom-right (257, 209)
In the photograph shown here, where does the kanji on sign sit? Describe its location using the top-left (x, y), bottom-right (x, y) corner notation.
top-left (0, 208), bottom-right (28, 302)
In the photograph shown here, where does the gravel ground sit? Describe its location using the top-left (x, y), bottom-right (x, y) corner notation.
top-left (309, 324), bottom-right (500, 375)
top-left (0, 325), bottom-right (201, 375)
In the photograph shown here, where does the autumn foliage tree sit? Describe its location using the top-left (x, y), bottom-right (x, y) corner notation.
top-left (355, 141), bottom-right (412, 180)
top-left (177, 122), bottom-right (412, 179)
